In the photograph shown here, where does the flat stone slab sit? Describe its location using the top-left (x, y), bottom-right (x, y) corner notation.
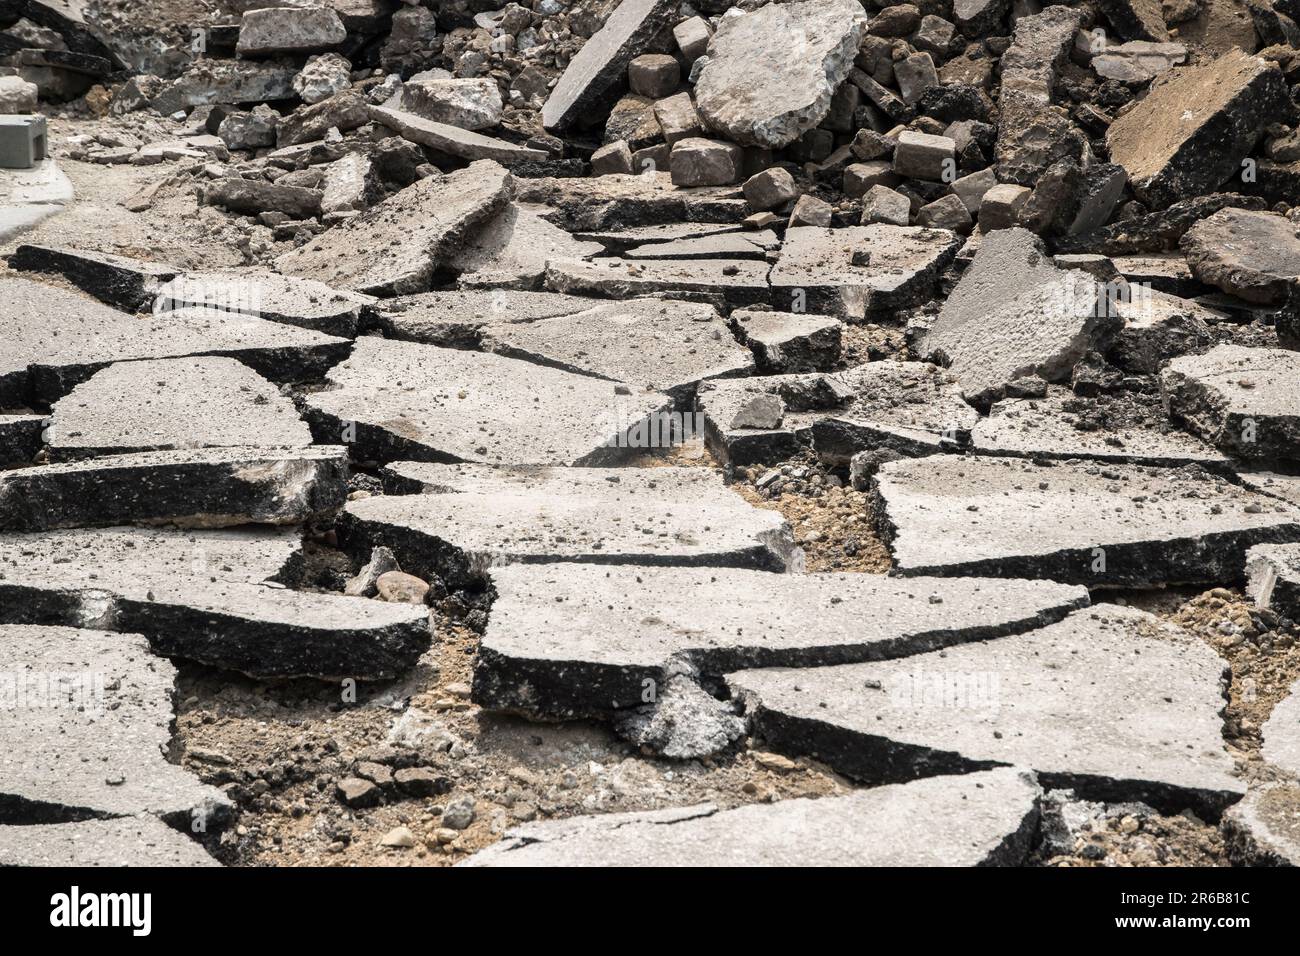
top-left (1223, 784), bottom-right (1300, 866)
top-left (971, 389), bottom-right (1231, 470)
top-left (152, 270), bottom-right (374, 337)
top-left (0, 816), bottom-right (220, 866)
top-left (474, 562), bottom-right (1087, 718)
top-left (369, 105), bottom-right (548, 165)
top-left (729, 605), bottom-right (1244, 816)
top-left (1, 279), bottom-right (350, 406)
top-left (1262, 675), bottom-right (1300, 778)
top-left (874, 454), bottom-right (1300, 587)
top-left (694, 0), bottom-right (868, 149)
top-left (479, 297), bottom-right (754, 399)
top-left (0, 624), bottom-right (230, 826)
top-left (623, 229), bottom-right (778, 260)
top-left (546, 256), bottom-right (771, 308)
top-left (447, 203), bottom-right (604, 290)
top-left (304, 338), bottom-right (671, 466)
top-left (0, 414), bottom-right (43, 466)
top-left (920, 228), bottom-right (1118, 406)
top-left (1246, 543), bottom-right (1300, 618)
top-left (8, 244), bottom-right (178, 313)
top-left (276, 160), bottom-right (512, 295)
top-left (462, 768), bottom-right (1040, 866)
top-left (516, 173), bottom-right (747, 232)
top-left (344, 464), bottom-right (796, 590)
top-left (1106, 49), bottom-right (1288, 208)
top-left (572, 221), bottom-right (747, 252)
top-left (1161, 345), bottom-right (1300, 462)
top-left (770, 225), bottom-right (961, 320)
top-left (1180, 208), bottom-right (1300, 306)
top-left (541, 0), bottom-right (676, 131)
top-left (375, 289), bottom-right (605, 349)
top-left (0, 446), bottom-right (348, 531)
top-left (45, 357), bottom-right (312, 461)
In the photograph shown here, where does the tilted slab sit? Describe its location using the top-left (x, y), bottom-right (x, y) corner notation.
top-left (729, 605), bottom-right (1244, 816)
top-left (369, 105), bottom-right (548, 165)
top-left (0, 816), bottom-right (220, 867)
top-left (448, 203), bottom-right (604, 290)
top-left (0, 446), bottom-right (348, 531)
top-left (304, 338), bottom-right (671, 466)
top-left (375, 289), bottom-right (604, 349)
top-left (623, 230), bottom-right (778, 260)
top-left (874, 454), bottom-right (1300, 586)
top-left (0, 414), bottom-right (43, 467)
top-left (275, 160), bottom-right (512, 295)
top-left (546, 256), bottom-right (771, 308)
top-left (152, 270), bottom-right (374, 337)
top-left (473, 562), bottom-right (1088, 719)
top-left (769, 225), bottom-right (961, 320)
top-left (462, 768), bottom-right (1040, 867)
top-left (0, 278), bottom-right (350, 405)
top-left (0, 624), bottom-right (231, 826)
top-left (479, 298), bottom-right (755, 399)
top-left (344, 464), bottom-right (797, 590)
top-left (516, 173), bottom-right (747, 231)
top-left (45, 357), bottom-right (312, 461)
top-left (971, 389), bottom-right (1231, 470)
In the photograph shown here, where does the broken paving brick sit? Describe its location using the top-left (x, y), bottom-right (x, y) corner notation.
top-left (446, 202), bottom-right (604, 291)
top-left (152, 270), bottom-right (374, 337)
top-left (1179, 207), bottom-right (1300, 305)
top-left (1161, 345), bottom-right (1300, 462)
top-left (769, 224), bottom-right (961, 320)
top-left (462, 768), bottom-right (1041, 866)
top-left (374, 289), bottom-right (605, 349)
top-left (341, 463), bottom-right (797, 590)
top-left (302, 337), bottom-right (672, 466)
top-left (478, 297), bottom-right (754, 400)
top-left (873, 454), bottom-right (1300, 587)
top-left (45, 357), bottom-right (312, 461)
top-left (275, 159), bottom-right (512, 295)
top-left (0, 445), bottom-right (348, 531)
top-left (7, 244), bottom-right (178, 313)
top-left (0, 623), bottom-right (231, 826)
top-left (728, 605), bottom-right (1244, 817)
top-left (545, 256), bottom-right (772, 308)
top-left (0, 278), bottom-right (350, 406)
top-left (0, 817), bottom-right (220, 867)
top-left (472, 562), bottom-right (1086, 719)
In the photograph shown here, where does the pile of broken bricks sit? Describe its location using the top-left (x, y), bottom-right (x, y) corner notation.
top-left (2, 0), bottom-right (1300, 869)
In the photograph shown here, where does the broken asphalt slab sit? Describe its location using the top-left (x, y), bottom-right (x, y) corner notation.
top-left (1246, 543), bottom-right (1300, 618)
top-left (0, 445), bottom-right (348, 531)
top-left (374, 289), bottom-right (604, 349)
top-left (515, 173), bottom-right (747, 232)
top-left (873, 454), bottom-right (1300, 587)
top-left (0, 816), bottom-right (219, 866)
top-left (473, 562), bottom-right (1087, 719)
top-left (462, 768), bottom-right (1040, 866)
top-left (342, 463), bottom-right (797, 590)
top-left (303, 337), bottom-right (672, 466)
top-left (1223, 784), bottom-right (1300, 866)
top-left (1180, 207), bottom-right (1300, 305)
top-left (368, 105), bottom-right (549, 165)
top-left (7, 244), bottom-right (178, 313)
top-left (152, 270), bottom-right (375, 337)
top-left (545, 255), bottom-right (771, 308)
top-left (728, 605), bottom-right (1244, 817)
top-left (0, 414), bottom-right (43, 466)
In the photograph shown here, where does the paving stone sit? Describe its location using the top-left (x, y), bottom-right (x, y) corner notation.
top-left (446, 203), bottom-right (604, 291)
top-left (400, 75), bottom-right (502, 131)
top-left (1223, 784), bottom-right (1300, 866)
top-left (891, 130), bottom-right (955, 181)
top-left (7, 244), bottom-right (178, 313)
top-left (369, 105), bottom-right (547, 165)
top-left (343, 465), bottom-right (796, 589)
top-left (895, 52), bottom-right (939, 107)
top-left (0, 278), bottom-right (350, 406)
top-left (276, 159), bottom-right (511, 295)
top-left (970, 388), bottom-right (1231, 469)
top-left (515, 172), bottom-right (747, 231)
top-left (542, 0), bottom-right (677, 131)
top-left (462, 768), bottom-right (1041, 866)
top-left (670, 137), bottom-right (744, 187)
top-left (769, 225), bottom-right (961, 320)
top-left (917, 194), bottom-right (972, 232)
top-left (693, 0), bottom-right (867, 149)
top-left (0, 445), bottom-right (348, 531)
top-left (45, 357), bottom-right (311, 461)
top-left (0, 816), bottom-right (220, 866)
top-left (860, 184), bottom-right (912, 226)
top-left (0, 623), bottom-right (230, 826)
top-left (545, 256), bottom-right (771, 308)
top-left (479, 297), bottom-right (754, 399)
top-left (729, 605), bottom-right (1243, 815)
top-left (978, 183), bottom-right (1031, 230)
top-left (673, 15), bottom-right (711, 65)
top-left (652, 91), bottom-right (703, 145)
top-left (152, 270), bottom-right (373, 337)
top-left (628, 53), bottom-right (680, 99)
top-left (473, 562), bottom-right (1086, 718)
top-left (236, 5), bottom-right (346, 55)
top-left (743, 167), bottom-right (800, 212)
top-left (874, 454), bottom-right (1300, 586)
top-left (1161, 345), bottom-right (1300, 462)
top-left (590, 140), bottom-right (633, 175)
top-left (375, 289), bottom-right (604, 349)
top-left (1246, 543), bottom-right (1300, 618)
top-left (731, 309), bottom-right (843, 373)
top-left (1180, 207), bottom-right (1300, 305)
top-left (0, 414), bottom-right (44, 466)
top-left (304, 337), bottom-right (671, 466)
top-left (920, 228), bottom-right (1119, 406)
top-left (1107, 50), bottom-right (1289, 208)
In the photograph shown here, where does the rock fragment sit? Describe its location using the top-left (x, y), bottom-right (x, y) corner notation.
top-left (731, 310), bottom-right (843, 373)
top-left (7, 244), bottom-right (177, 313)
top-left (368, 105), bottom-right (547, 164)
top-left (1246, 544), bottom-right (1300, 618)
top-left (375, 289), bottom-right (604, 349)
top-left (1180, 207), bottom-right (1300, 305)
top-left (446, 203), bottom-right (605, 291)
top-left (236, 6), bottom-right (346, 56)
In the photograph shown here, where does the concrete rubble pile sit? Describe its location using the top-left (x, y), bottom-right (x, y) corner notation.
top-left (2, 0), bottom-right (1300, 870)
